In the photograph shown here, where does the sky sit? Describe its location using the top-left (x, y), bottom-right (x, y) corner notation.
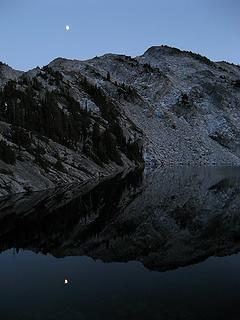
top-left (0, 0), bottom-right (239, 70)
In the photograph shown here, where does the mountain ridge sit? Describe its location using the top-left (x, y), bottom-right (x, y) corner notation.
top-left (0, 45), bottom-right (240, 196)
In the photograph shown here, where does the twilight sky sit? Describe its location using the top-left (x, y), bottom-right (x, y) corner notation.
top-left (0, 0), bottom-right (239, 70)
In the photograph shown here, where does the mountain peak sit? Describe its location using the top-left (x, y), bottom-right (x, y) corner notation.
top-left (0, 62), bottom-right (23, 86)
top-left (143, 45), bottom-right (182, 56)
top-left (0, 46), bottom-right (240, 196)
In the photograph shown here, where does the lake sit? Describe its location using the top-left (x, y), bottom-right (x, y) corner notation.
top-left (0, 167), bottom-right (240, 320)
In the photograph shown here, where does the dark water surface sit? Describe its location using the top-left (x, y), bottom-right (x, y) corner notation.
top-left (0, 167), bottom-right (240, 320)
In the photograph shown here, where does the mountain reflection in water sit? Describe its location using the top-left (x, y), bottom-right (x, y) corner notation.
top-left (0, 167), bottom-right (240, 319)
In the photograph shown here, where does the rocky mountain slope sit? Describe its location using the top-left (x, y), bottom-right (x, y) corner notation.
top-left (0, 62), bottom-right (23, 87)
top-left (0, 46), bottom-right (240, 195)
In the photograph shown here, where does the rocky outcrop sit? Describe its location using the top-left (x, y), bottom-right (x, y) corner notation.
top-left (0, 46), bottom-right (240, 195)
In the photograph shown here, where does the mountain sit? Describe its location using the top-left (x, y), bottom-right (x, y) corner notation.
top-left (0, 45), bottom-right (240, 196)
top-left (0, 62), bottom-right (23, 87)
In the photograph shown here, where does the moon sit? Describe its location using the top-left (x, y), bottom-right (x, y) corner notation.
top-left (65, 25), bottom-right (70, 31)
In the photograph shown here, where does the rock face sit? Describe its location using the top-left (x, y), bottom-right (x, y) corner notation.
top-left (0, 46), bottom-right (240, 195)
